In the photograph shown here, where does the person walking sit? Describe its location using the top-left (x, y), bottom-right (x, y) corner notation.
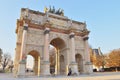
top-left (68, 68), bottom-right (72, 76)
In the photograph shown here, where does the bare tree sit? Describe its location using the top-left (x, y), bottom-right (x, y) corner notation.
top-left (8, 60), bottom-right (14, 72)
top-left (1, 53), bottom-right (11, 71)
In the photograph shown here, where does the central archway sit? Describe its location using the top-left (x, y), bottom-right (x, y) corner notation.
top-left (49, 38), bottom-right (66, 75)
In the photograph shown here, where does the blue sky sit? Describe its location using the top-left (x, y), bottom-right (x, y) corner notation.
top-left (0, 0), bottom-right (120, 59)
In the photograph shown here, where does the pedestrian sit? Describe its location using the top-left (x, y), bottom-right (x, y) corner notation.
top-left (26, 69), bottom-right (29, 72)
top-left (68, 68), bottom-right (72, 76)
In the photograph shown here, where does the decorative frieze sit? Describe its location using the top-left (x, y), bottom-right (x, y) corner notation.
top-left (17, 19), bottom-right (89, 37)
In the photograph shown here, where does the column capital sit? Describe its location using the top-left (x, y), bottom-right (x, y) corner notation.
top-left (23, 26), bottom-right (28, 30)
top-left (44, 28), bottom-right (50, 34)
top-left (69, 32), bottom-right (75, 38)
top-left (83, 36), bottom-right (89, 41)
top-left (23, 23), bottom-right (28, 30)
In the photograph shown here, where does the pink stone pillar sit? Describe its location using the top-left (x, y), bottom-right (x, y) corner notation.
top-left (18, 23), bottom-right (28, 77)
top-left (42, 28), bottom-right (50, 75)
top-left (69, 32), bottom-right (78, 75)
top-left (20, 24), bottom-right (28, 61)
top-left (70, 32), bottom-right (76, 62)
top-left (83, 36), bottom-right (90, 62)
top-left (44, 28), bottom-right (50, 61)
top-left (83, 35), bottom-right (93, 74)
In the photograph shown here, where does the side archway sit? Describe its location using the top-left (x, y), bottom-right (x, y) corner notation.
top-left (75, 53), bottom-right (83, 73)
top-left (27, 50), bottom-right (40, 75)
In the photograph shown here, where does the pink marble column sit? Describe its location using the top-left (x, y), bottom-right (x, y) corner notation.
top-left (70, 32), bottom-right (76, 62)
top-left (69, 32), bottom-right (78, 75)
top-left (83, 35), bottom-right (93, 74)
top-left (44, 28), bottom-right (50, 61)
top-left (83, 36), bottom-right (90, 62)
top-left (18, 23), bottom-right (28, 77)
top-left (20, 24), bottom-right (28, 61)
top-left (42, 28), bottom-right (50, 75)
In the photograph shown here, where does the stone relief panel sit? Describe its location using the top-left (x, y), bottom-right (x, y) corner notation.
top-left (28, 13), bottom-right (43, 25)
top-left (28, 28), bottom-right (44, 35)
top-left (75, 36), bottom-right (84, 49)
top-left (21, 10), bottom-right (43, 25)
top-left (27, 28), bottom-right (44, 45)
top-left (72, 23), bottom-right (85, 31)
top-left (27, 33), bottom-right (44, 45)
top-left (50, 18), bottom-right (68, 29)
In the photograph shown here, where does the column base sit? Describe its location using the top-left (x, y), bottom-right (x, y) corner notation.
top-left (17, 60), bottom-right (26, 77)
top-left (13, 63), bottom-right (19, 77)
top-left (70, 62), bottom-right (79, 75)
top-left (65, 65), bottom-right (69, 76)
top-left (85, 62), bottom-right (93, 74)
top-left (41, 61), bottom-right (50, 76)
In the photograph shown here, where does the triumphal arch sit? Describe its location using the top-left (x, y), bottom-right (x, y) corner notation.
top-left (14, 8), bottom-right (92, 77)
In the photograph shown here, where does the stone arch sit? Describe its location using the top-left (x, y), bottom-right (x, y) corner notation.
top-left (50, 37), bottom-right (66, 49)
top-left (75, 53), bottom-right (83, 73)
top-left (26, 46), bottom-right (41, 57)
top-left (27, 50), bottom-right (40, 75)
top-left (49, 37), bottom-right (66, 75)
top-left (49, 33), bottom-right (67, 47)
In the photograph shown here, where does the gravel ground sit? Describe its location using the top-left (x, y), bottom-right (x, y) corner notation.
top-left (0, 72), bottom-right (120, 80)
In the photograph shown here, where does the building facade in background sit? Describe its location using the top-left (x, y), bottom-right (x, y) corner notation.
top-left (92, 47), bottom-right (104, 71)
top-left (14, 8), bottom-right (92, 77)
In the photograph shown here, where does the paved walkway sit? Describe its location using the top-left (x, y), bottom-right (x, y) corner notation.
top-left (0, 72), bottom-right (120, 80)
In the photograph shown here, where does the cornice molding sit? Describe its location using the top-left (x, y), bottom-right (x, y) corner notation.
top-left (16, 19), bottom-right (89, 37)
